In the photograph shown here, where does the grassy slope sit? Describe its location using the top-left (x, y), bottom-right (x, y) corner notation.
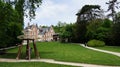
top-left (0, 62), bottom-right (74, 67)
top-left (38, 42), bottom-right (120, 66)
top-left (95, 46), bottom-right (120, 53)
top-left (0, 42), bottom-right (120, 66)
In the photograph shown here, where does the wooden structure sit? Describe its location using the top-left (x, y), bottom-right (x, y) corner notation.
top-left (16, 27), bottom-right (40, 60)
top-left (16, 38), bottom-right (40, 60)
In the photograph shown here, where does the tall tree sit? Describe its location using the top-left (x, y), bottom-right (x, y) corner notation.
top-left (106, 0), bottom-right (120, 22)
top-left (112, 12), bottom-right (120, 46)
top-left (0, 1), bottom-right (22, 48)
top-left (75, 5), bottom-right (101, 43)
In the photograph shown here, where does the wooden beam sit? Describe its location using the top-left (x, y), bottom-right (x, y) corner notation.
top-left (26, 39), bottom-right (30, 60)
top-left (16, 43), bottom-right (23, 60)
top-left (33, 40), bottom-right (40, 59)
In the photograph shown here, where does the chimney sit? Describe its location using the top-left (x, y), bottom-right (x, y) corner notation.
top-left (28, 22), bottom-right (30, 26)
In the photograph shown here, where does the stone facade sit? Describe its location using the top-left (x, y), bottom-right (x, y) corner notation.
top-left (38, 26), bottom-right (55, 41)
top-left (24, 23), bottom-right (55, 42)
top-left (24, 24), bottom-right (39, 40)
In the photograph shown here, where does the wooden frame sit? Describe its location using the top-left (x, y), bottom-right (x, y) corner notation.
top-left (16, 39), bottom-right (40, 60)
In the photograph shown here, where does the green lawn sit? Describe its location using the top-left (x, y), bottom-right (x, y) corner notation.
top-left (95, 46), bottom-right (120, 53)
top-left (0, 62), bottom-right (74, 67)
top-left (0, 42), bottom-right (120, 66)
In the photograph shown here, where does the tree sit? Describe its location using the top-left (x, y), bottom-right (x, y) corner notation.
top-left (86, 19), bottom-right (103, 40)
top-left (0, 1), bottom-right (22, 48)
top-left (59, 23), bottom-right (75, 43)
top-left (53, 21), bottom-right (67, 33)
top-left (112, 12), bottom-right (120, 46)
top-left (75, 5), bottom-right (102, 43)
top-left (76, 5), bottom-right (101, 22)
top-left (106, 0), bottom-right (120, 22)
top-left (3, 0), bottom-right (42, 26)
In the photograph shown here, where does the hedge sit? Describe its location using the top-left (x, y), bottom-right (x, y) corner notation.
top-left (87, 39), bottom-right (105, 47)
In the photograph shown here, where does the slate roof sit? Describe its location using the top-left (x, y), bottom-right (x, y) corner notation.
top-left (38, 27), bottom-right (51, 35)
top-left (24, 24), bottom-right (53, 36)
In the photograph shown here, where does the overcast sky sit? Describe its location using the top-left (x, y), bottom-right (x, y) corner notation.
top-left (24, 0), bottom-right (120, 27)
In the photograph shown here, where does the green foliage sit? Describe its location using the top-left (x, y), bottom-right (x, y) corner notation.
top-left (112, 22), bottom-right (120, 45)
top-left (0, 0), bottom-right (42, 48)
top-left (86, 19), bottom-right (112, 45)
top-left (107, 12), bottom-right (120, 46)
top-left (87, 39), bottom-right (105, 47)
top-left (59, 23), bottom-right (75, 42)
top-left (53, 21), bottom-right (67, 33)
top-left (105, 0), bottom-right (120, 46)
top-left (74, 22), bottom-right (87, 43)
top-left (102, 19), bottom-right (112, 28)
top-left (53, 26), bottom-right (61, 33)
top-left (53, 22), bottom-right (75, 43)
top-left (0, 1), bottom-right (22, 48)
top-left (7, 22), bottom-right (23, 45)
top-left (86, 19), bottom-right (102, 40)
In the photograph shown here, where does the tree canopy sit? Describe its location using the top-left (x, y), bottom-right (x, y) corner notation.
top-left (76, 5), bottom-right (101, 22)
top-left (2, 0), bottom-right (42, 25)
top-left (0, 0), bottom-right (42, 48)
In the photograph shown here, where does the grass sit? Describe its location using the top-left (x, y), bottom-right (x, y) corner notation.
top-left (0, 42), bottom-right (120, 66)
top-left (95, 46), bottom-right (120, 53)
top-left (0, 62), bottom-right (74, 67)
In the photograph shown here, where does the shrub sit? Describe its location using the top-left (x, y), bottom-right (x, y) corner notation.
top-left (87, 39), bottom-right (105, 47)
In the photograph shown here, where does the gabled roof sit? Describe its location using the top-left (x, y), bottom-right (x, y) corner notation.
top-left (25, 24), bottom-right (38, 30)
top-left (24, 24), bottom-right (54, 36)
top-left (38, 26), bottom-right (52, 35)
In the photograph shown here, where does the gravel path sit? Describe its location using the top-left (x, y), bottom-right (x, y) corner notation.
top-left (0, 58), bottom-right (116, 67)
top-left (80, 44), bottom-right (120, 57)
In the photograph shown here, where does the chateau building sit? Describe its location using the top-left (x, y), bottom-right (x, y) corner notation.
top-left (24, 23), bottom-right (55, 41)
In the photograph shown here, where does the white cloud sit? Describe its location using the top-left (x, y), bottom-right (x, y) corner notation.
top-left (37, 0), bottom-right (68, 19)
top-left (24, 0), bottom-right (69, 27)
top-left (24, 0), bottom-right (120, 27)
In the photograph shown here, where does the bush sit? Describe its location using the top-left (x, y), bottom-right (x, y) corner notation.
top-left (87, 39), bottom-right (105, 47)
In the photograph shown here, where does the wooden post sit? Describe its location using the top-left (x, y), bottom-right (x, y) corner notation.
top-left (16, 43), bottom-right (23, 60)
top-left (26, 39), bottom-right (30, 60)
top-left (28, 40), bottom-right (30, 60)
top-left (33, 40), bottom-right (40, 59)
top-left (26, 40), bottom-right (28, 59)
